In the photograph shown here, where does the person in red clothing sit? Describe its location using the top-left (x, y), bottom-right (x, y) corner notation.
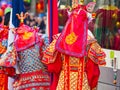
top-left (0, 8), bottom-right (16, 90)
top-left (42, 2), bottom-right (106, 90)
top-left (13, 12), bottom-right (50, 90)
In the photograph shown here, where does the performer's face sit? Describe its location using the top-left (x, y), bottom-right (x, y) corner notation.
top-left (87, 5), bottom-right (94, 13)
top-left (86, 2), bottom-right (96, 13)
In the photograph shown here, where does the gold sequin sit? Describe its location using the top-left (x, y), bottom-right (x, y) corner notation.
top-left (69, 56), bottom-right (80, 66)
top-left (56, 72), bottom-right (90, 90)
top-left (70, 72), bottom-right (78, 90)
top-left (56, 55), bottom-right (90, 90)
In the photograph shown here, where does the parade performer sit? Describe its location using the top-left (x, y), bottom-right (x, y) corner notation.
top-left (42, 2), bottom-right (106, 90)
top-left (13, 12), bottom-right (50, 90)
top-left (0, 8), bottom-right (16, 90)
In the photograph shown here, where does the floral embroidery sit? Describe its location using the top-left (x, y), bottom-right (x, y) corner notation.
top-left (23, 32), bottom-right (33, 40)
top-left (65, 32), bottom-right (78, 45)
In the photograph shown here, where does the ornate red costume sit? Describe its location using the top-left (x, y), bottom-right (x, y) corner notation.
top-left (13, 20), bottom-right (50, 89)
top-left (0, 25), bottom-right (15, 90)
top-left (42, 3), bottom-right (106, 90)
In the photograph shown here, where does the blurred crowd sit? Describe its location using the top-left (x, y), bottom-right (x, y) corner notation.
top-left (25, 13), bottom-right (47, 34)
top-left (0, 9), bottom-right (47, 34)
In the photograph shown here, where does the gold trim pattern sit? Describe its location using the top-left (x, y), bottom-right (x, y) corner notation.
top-left (69, 56), bottom-right (80, 66)
top-left (56, 71), bottom-right (90, 90)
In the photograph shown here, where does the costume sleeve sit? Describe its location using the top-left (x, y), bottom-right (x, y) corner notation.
top-left (42, 35), bottom-right (62, 74)
top-left (39, 34), bottom-right (49, 60)
top-left (86, 40), bottom-right (106, 89)
top-left (42, 34), bottom-right (49, 51)
top-left (42, 38), bottom-right (57, 64)
top-left (88, 41), bottom-right (106, 65)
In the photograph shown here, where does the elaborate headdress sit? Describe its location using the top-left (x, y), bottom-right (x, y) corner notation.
top-left (55, 2), bottom-right (96, 57)
top-left (56, 8), bottom-right (88, 57)
top-left (14, 12), bottom-right (40, 51)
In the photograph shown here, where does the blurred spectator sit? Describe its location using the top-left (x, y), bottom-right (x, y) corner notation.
top-left (25, 13), bottom-right (47, 34)
top-left (0, 16), bottom-right (2, 24)
top-left (38, 17), bottom-right (46, 33)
